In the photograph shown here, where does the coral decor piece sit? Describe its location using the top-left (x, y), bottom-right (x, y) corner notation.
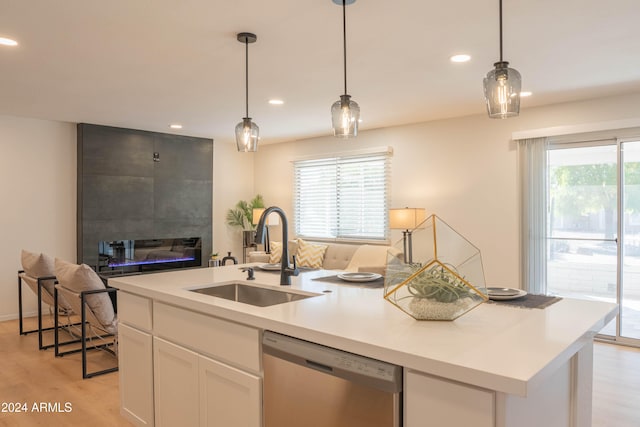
top-left (384, 214), bottom-right (488, 320)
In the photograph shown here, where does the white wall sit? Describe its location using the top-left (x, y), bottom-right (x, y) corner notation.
top-left (213, 141), bottom-right (255, 263)
top-left (253, 91), bottom-right (640, 288)
top-left (0, 115), bottom-right (76, 320)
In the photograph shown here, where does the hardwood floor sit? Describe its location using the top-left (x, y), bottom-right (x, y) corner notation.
top-left (0, 316), bottom-right (638, 426)
top-left (593, 341), bottom-right (640, 427)
top-left (0, 316), bottom-right (132, 427)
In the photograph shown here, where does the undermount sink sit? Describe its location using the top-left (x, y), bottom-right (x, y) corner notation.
top-left (188, 282), bottom-right (321, 307)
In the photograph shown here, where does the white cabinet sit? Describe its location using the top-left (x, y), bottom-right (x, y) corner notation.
top-left (199, 354), bottom-right (261, 427)
top-left (153, 336), bottom-right (261, 427)
top-left (153, 337), bottom-right (199, 427)
top-left (152, 302), bottom-right (262, 427)
top-left (405, 369), bottom-right (495, 427)
top-left (119, 323), bottom-right (154, 427)
top-left (118, 300), bottom-right (262, 427)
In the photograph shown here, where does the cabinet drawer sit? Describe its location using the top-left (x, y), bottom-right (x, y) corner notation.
top-left (119, 292), bottom-right (153, 331)
top-left (154, 302), bottom-right (260, 373)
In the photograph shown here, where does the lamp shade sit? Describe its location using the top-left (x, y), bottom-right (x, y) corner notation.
top-left (331, 94), bottom-right (360, 138)
top-left (236, 118), bottom-right (259, 152)
top-left (252, 207), bottom-right (279, 226)
top-left (483, 62), bottom-right (521, 118)
top-left (252, 208), bottom-right (265, 225)
top-left (389, 208), bottom-right (426, 230)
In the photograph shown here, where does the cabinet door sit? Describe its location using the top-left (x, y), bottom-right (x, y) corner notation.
top-left (119, 323), bottom-right (154, 427)
top-left (154, 337), bottom-right (200, 427)
top-left (199, 354), bottom-right (261, 427)
top-left (405, 370), bottom-right (495, 427)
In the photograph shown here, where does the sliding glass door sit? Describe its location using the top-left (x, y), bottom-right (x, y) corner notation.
top-left (547, 140), bottom-right (640, 345)
top-left (621, 141), bottom-right (640, 341)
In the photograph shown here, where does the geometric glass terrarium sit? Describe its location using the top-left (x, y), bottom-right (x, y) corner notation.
top-left (384, 214), bottom-right (488, 320)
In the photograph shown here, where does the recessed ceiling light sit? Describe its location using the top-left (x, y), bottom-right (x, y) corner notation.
top-left (520, 91), bottom-right (532, 97)
top-left (0, 37), bottom-right (18, 46)
top-left (450, 54), bottom-right (471, 63)
top-left (268, 99), bottom-right (284, 105)
top-left (169, 124), bottom-right (183, 129)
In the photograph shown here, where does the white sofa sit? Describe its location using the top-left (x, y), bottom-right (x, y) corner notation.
top-left (248, 240), bottom-right (394, 274)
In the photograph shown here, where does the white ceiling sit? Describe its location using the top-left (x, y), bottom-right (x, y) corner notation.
top-left (1, 0), bottom-right (640, 145)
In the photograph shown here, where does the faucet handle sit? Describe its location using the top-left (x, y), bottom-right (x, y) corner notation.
top-left (290, 256), bottom-right (299, 277)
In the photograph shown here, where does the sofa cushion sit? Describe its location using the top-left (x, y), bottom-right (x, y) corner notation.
top-left (295, 239), bottom-right (328, 269)
top-left (345, 244), bottom-right (393, 272)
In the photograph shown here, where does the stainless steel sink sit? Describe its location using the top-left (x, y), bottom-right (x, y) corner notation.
top-left (188, 282), bottom-right (320, 307)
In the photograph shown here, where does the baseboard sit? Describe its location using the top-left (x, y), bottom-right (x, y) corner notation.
top-left (0, 310), bottom-right (39, 322)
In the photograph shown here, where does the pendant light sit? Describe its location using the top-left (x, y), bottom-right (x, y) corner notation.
top-left (235, 32), bottom-right (259, 152)
top-left (483, 0), bottom-right (521, 119)
top-left (331, 0), bottom-right (360, 138)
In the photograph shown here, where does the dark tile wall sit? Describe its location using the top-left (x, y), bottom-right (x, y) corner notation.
top-left (77, 123), bottom-right (213, 268)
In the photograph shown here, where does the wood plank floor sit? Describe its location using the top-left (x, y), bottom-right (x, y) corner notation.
top-left (0, 316), bottom-right (638, 426)
top-left (592, 341), bottom-right (640, 427)
top-left (0, 316), bottom-right (132, 427)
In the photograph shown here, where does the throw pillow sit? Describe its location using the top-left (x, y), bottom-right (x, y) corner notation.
top-left (294, 239), bottom-right (328, 269)
top-left (54, 258), bottom-right (117, 330)
top-left (269, 241), bottom-right (282, 264)
top-left (21, 249), bottom-right (57, 297)
top-left (21, 249), bottom-right (55, 278)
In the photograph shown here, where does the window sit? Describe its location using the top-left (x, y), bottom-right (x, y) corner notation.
top-left (293, 150), bottom-right (391, 242)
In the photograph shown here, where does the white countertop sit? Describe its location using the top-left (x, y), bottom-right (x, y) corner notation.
top-left (109, 264), bottom-right (617, 397)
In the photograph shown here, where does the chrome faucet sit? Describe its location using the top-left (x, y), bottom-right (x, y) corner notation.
top-left (255, 206), bottom-right (299, 286)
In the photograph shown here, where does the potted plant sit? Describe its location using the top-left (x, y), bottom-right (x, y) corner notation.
top-left (225, 195), bottom-right (265, 246)
top-left (208, 252), bottom-right (219, 267)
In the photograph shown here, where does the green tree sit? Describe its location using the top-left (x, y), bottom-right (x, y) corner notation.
top-left (550, 162), bottom-right (640, 238)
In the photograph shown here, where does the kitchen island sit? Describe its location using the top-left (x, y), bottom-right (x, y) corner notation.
top-left (110, 264), bottom-right (617, 427)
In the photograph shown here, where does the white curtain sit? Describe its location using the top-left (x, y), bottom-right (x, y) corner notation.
top-left (518, 137), bottom-right (548, 294)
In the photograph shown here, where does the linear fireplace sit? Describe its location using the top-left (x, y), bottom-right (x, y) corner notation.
top-left (98, 237), bottom-right (202, 274)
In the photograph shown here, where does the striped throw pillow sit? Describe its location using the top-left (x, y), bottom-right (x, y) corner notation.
top-left (294, 239), bottom-right (328, 269)
top-left (269, 241), bottom-right (282, 264)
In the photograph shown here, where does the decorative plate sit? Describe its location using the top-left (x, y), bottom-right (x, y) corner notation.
top-left (337, 272), bottom-right (382, 282)
top-left (258, 263), bottom-right (281, 271)
top-left (487, 287), bottom-right (527, 301)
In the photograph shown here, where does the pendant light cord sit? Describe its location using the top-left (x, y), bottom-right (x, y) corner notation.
top-left (499, 0), bottom-right (503, 62)
top-left (342, 0), bottom-right (348, 95)
top-left (245, 39), bottom-right (249, 118)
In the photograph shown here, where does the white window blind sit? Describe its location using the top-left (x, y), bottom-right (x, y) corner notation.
top-left (293, 151), bottom-right (390, 242)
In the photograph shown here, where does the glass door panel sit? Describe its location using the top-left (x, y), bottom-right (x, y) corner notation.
top-left (548, 145), bottom-right (618, 337)
top-left (622, 141), bottom-right (640, 340)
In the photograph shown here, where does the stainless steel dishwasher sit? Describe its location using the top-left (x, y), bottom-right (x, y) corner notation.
top-left (262, 331), bottom-right (402, 427)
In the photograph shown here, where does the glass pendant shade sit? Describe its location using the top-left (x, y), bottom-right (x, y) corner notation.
top-left (235, 118), bottom-right (259, 152)
top-left (483, 61), bottom-right (521, 119)
top-left (331, 94), bottom-right (360, 138)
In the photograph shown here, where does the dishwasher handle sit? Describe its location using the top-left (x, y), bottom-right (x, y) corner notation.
top-left (305, 359), bottom-right (333, 373)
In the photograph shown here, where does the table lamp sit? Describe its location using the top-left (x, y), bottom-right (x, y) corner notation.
top-left (253, 208), bottom-right (270, 253)
top-left (389, 207), bottom-right (426, 264)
